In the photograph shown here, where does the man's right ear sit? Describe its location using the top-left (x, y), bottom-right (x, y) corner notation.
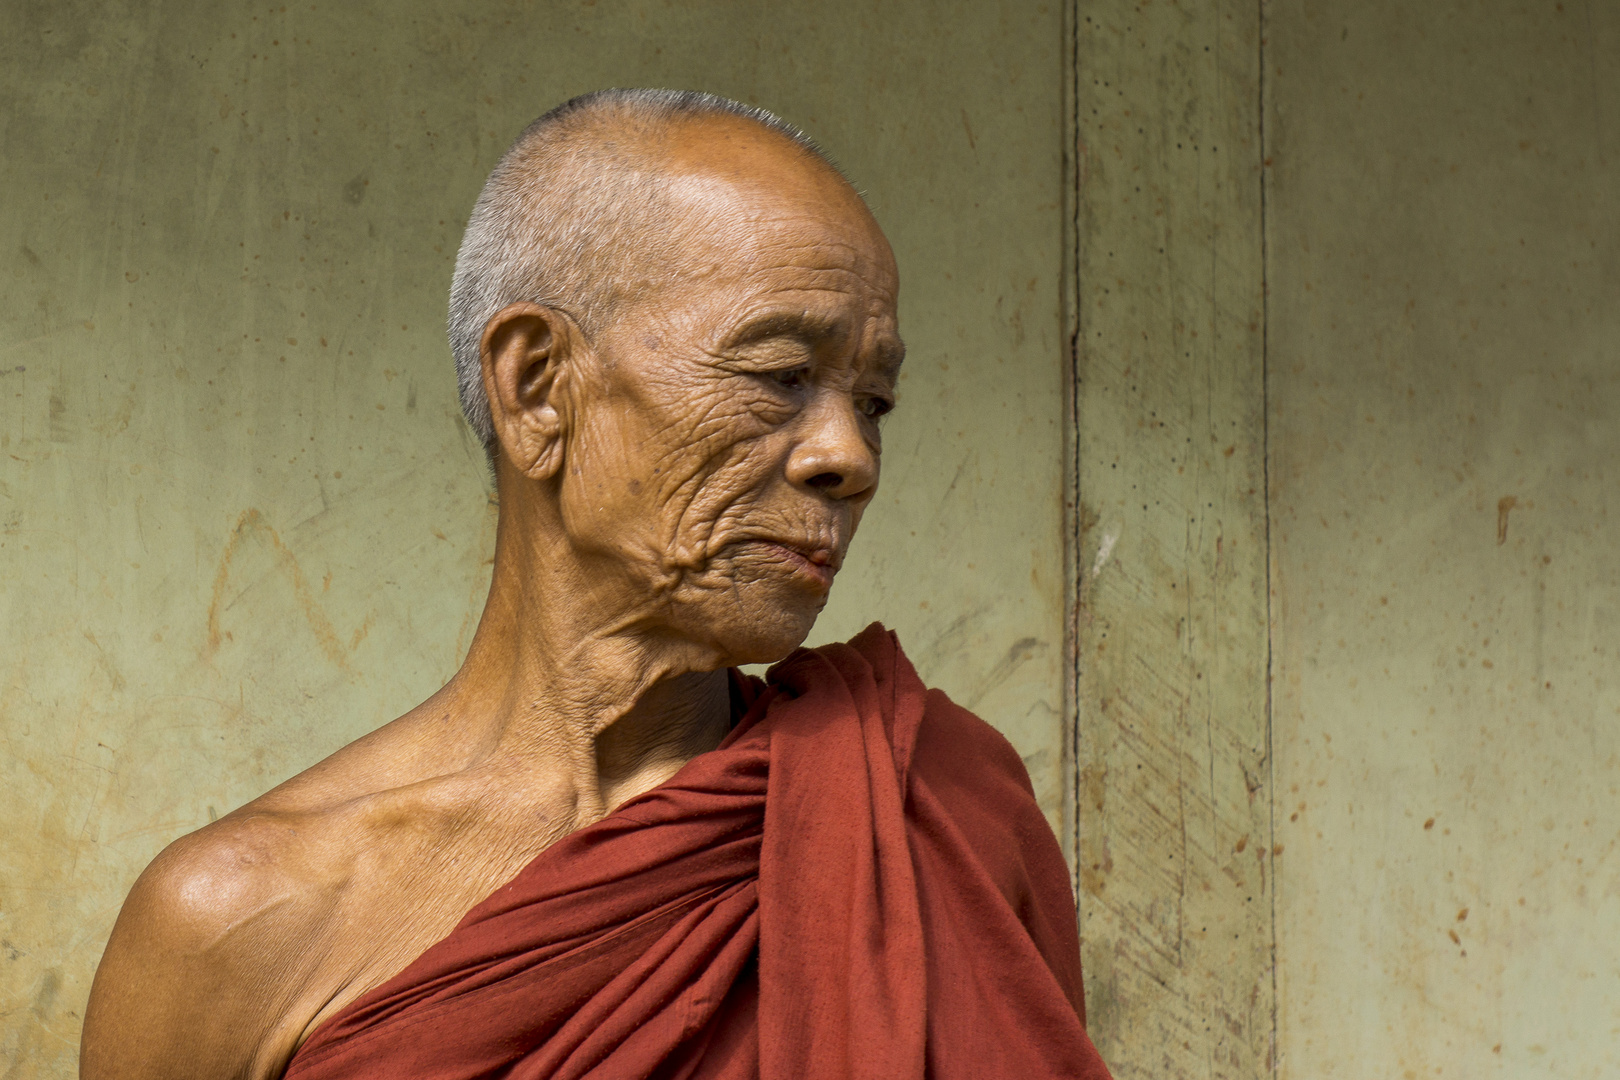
top-left (479, 302), bottom-right (577, 481)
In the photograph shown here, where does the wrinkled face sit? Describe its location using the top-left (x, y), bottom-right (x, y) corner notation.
top-left (558, 134), bottom-right (903, 664)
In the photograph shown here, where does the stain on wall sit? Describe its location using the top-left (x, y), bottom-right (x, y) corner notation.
top-left (0, 3), bottom-right (1069, 1074)
top-left (1267, 2), bottom-right (1620, 1078)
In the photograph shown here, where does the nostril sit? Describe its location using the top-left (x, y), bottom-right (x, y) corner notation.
top-left (806, 472), bottom-right (843, 491)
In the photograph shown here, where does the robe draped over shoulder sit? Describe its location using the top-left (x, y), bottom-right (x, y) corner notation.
top-left (282, 624), bottom-right (1113, 1080)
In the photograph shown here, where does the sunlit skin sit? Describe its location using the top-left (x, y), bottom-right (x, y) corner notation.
top-left (80, 114), bottom-right (904, 1080)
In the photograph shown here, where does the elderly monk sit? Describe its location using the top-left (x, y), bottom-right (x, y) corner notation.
top-left (81, 89), bottom-right (1112, 1080)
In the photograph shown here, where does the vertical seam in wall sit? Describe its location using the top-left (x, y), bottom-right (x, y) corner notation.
top-left (1063, 0), bottom-right (1084, 894)
top-left (1258, 0), bottom-right (1279, 1075)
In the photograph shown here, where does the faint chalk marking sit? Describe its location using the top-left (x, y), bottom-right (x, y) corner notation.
top-left (81, 630), bottom-right (127, 691)
top-left (1090, 528), bottom-right (1120, 579)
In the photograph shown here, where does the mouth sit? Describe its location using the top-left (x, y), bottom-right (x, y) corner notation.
top-left (750, 538), bottom-right (840, 589)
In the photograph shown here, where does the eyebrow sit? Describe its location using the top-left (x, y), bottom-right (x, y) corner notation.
top-left (872, 340), bottom-right (906, 382)
top-left (721, 311), bottom-right (906, 379)
top-left (720, 311), bottom-right (846, 353)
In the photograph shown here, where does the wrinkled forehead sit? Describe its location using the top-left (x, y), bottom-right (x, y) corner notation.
top-left (650, 180), bottom-right (902, 376)
top-left (654, 117), bottom-right (898, 287)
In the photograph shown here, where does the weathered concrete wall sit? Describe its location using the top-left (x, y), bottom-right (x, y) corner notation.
top-left (1266, 3), bottom-right (1620, 1078)
top-left (1072, 3), bottom-right (1273, 1077)
top-left (1075, 2), bottom-right (1619, 1078)
top-left (10, 2), bottom-right (1614, 1076)
top-left (0, 2), bottom-right (1069, 1072)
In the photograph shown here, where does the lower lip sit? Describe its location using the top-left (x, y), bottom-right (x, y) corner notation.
top-left (758, 542), bottom-right (836, 589)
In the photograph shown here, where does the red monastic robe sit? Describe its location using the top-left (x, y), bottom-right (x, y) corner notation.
top-left (283, 625), bottom-right (1113, 1080)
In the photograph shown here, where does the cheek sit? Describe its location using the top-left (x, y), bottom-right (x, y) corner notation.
top-left (559, 383), bottom-right (779, 560)
top-left (659, 434), bottom-right (786, 565)
top-left (640, 377), bottom-right (786, 502)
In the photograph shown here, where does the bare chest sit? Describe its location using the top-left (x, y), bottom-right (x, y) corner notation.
top-left (272, 793), bottom-right (581, 1064)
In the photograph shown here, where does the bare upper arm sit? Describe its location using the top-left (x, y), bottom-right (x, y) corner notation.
top-left (82, 816), bottom-right (332, 1080)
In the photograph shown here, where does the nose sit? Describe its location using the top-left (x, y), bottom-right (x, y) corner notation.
top-left (785, 389), bottom-right (879, 501)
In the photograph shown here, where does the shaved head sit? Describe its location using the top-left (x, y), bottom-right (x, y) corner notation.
top-left (448, 89), bottom-right (857, 460)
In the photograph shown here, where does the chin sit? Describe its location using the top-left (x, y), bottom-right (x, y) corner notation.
top-left (719, 619), bottom-right (819, 668)
top-left (670, 576), bottom-right (829, 668)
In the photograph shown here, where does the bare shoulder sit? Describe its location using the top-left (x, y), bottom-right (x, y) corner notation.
top-left (81, 694), bottom-right (565, 1080)
top-left (82, 807), bottom-right (351, 1080)
top-left (82, 740), bottom-right (555, 1080)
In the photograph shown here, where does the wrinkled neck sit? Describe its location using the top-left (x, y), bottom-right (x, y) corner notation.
top-left (443, 493), bottom-right (732, 818)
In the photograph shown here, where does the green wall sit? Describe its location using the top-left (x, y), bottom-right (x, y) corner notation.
top-left (1071, 2), bottom-right (1619, 1078)
top-left (1267, 3), bottom-right (1620, 1077)
top-left (1071, 2), bottom-right (1272, 1073)
top-left (7, 2), bottom-right (1617, 1077)
top-left (0, 3), bottom-right (1070, 1073)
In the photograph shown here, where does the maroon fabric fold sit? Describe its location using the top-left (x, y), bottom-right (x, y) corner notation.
top-left (282, 624), bottom-right (1112, 1079)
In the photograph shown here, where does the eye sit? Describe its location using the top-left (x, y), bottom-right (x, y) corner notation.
top-left (766, 365), bottom-right (812, 390)
top-left (858, 395), bottom-right (895, 419)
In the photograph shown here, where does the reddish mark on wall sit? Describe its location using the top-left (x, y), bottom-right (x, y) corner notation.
top-left (205, 508), bottom-right (350, 669)
top-left (1496, 495), bottom-right (1517, 544)
top-left (1079, 832), bottom-right (1114, 898)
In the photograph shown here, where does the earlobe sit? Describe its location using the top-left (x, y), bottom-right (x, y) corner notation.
top-left (479, 302), bottom-right (573, 481)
